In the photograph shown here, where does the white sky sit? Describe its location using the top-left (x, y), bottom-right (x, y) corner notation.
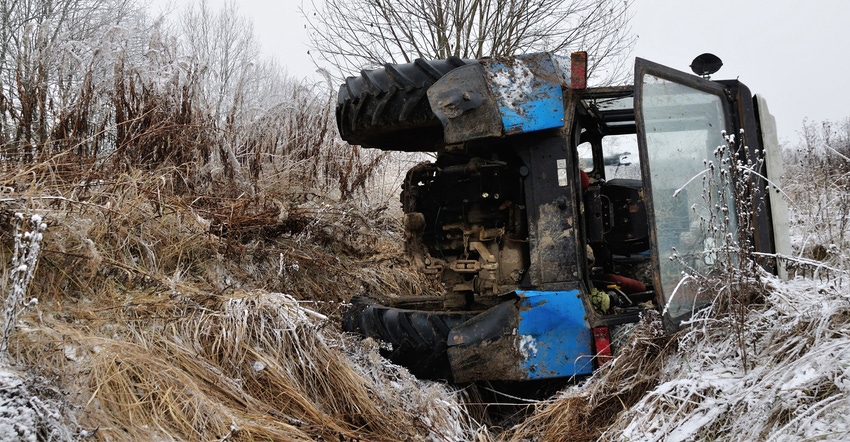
top-left (148, 0), bottom-right (849, 145)
top-left (631, 0), bottom-right (849, 145)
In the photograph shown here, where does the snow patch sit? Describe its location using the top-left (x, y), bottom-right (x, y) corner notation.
top-left (0, 367), bottom-right (77, 441)
top-left (519, 334), bottom-right (538, 359)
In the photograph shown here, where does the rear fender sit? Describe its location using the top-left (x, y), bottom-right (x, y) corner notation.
top-left (427, 53), bottom-right (568, 144)
top-left (447, 290), bottom-right (594, 382)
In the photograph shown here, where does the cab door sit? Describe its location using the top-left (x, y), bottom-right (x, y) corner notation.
top-left (634, 58), bottom-right (739, 329)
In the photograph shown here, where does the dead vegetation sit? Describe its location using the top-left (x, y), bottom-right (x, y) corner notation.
top-left (0, 150), bottom-right (467, 440)
top-left (594, 275), bottom-right (850, 441)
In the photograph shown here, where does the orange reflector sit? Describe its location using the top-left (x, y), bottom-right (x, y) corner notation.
top-left (593, 326), bottom-right (613, 365)
top-left (571, 51), bottom-right (588, 90)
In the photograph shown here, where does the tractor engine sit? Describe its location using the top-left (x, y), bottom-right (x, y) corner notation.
top-left (401, 152), bottom-right (528, 307)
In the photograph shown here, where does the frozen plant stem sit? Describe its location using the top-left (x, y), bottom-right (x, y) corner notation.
top-left (1, 213), bottom-right (47, 359)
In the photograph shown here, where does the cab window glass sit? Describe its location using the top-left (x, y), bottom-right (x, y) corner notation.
top-left (601, 135), bottom-right (640, 180)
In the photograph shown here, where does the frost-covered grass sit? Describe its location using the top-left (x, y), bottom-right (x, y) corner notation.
top-left (0, 1), bottom-right (453, 434)
top-left (602, 275), bottom-right (850, 441)
top-left (782, 120), bottom-right (850, 280)
top-left (0, 368), bottom-right (76, 442)
top-left (0, 160), bottom-right (467, 440)
top-left (592, 131), bottom-right (850, 441)
top-left (594, 128), bottom-right (850, 442)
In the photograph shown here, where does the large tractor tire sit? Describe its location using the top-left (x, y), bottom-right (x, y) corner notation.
top-left (343, 296), bottom-right (478, 381)
top-left (336, 57), bottom-right (474, 151)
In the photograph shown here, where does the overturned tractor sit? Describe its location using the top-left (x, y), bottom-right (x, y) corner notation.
top-left (338, 52), bottom-right (788, 382)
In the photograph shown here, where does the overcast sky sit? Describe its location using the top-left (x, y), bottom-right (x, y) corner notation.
top-left (148, 0), bottom-right (849, 145)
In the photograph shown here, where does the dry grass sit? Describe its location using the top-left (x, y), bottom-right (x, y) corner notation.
top-left (14, 290), bottom-right (474, 441)
top-left (0, 156), bottom-right (438, 305)
top-left (782, 120), bottom-right (850, 281)
top-left (0, 152), bottom-right (467, 441)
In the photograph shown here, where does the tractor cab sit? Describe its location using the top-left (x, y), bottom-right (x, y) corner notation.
top-left (575, 57), bottom-right (787, 331)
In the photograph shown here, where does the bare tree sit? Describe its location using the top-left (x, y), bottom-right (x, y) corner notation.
top-left (0, 0), bottom-right (136, 156)
top-left (175, 0), bottom-right (264, 181)
top-left (179, 0), bottom-right (260, 123)
top-left (303, 0), bottom-right (635, 83)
